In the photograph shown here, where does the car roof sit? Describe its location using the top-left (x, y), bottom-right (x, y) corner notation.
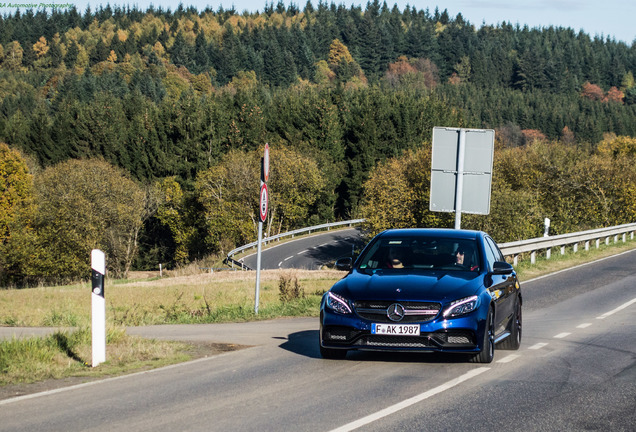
top-left (376, 228), bottom-right (484, 240)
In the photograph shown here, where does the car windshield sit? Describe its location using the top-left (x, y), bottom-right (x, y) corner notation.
top-left (357, 236), bottom-right (480, 272)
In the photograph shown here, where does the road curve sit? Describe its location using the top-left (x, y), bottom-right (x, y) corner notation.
top-left (241, 227), bottom-right (367, 270)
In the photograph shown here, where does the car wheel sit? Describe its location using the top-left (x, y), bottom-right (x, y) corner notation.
top-left (469, 308), bottom-right (494, 364)
top-left (499, 300), bottom-right (522, 350)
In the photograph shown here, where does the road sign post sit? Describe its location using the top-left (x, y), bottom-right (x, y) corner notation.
top-left (91, 249), bottom-right (106, 367)
top-left (255, 145), bottom-right (270, 314)
top-left (430, 127), bottom-right (495, 229)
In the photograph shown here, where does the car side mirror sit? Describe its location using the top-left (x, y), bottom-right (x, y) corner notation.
top-left (335, 257), bottom-right (353, 271)
top-left (492, 261), bottom-right (514, 275)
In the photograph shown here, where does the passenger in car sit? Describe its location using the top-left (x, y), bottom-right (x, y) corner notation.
top-left (386, 248), bottom-right (405, 268)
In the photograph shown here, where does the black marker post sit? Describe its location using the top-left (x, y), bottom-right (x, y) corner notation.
top-left (91, 249), bottom-right (106, 367)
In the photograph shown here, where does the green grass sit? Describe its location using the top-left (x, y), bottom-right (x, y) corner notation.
top-left (0, 327), bottom-right (192, 387)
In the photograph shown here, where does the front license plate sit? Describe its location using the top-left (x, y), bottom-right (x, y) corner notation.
top-left (372, 323), bottom-right (420, 336)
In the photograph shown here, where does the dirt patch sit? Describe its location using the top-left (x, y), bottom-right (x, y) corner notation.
top-left (0, 341), bottom-right (247, 402)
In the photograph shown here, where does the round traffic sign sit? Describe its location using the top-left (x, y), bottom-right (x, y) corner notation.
top-left (259, 183), bottom-right (268, 222)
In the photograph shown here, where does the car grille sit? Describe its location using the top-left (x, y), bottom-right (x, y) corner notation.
top-left (433, 330), bottom-right (475, 347)
top-left (323, 326), bottom-right (477, 350)
top-left (353, 300), bottom-right (441, 323)
top-left (360, 335), bottom-right (433, 348)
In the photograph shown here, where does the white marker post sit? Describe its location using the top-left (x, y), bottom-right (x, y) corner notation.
top-left (91, 249), bottom-right (106, 367)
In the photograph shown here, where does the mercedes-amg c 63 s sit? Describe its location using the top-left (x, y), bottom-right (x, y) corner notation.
top-left (319, 228), bottom-right (522, 363)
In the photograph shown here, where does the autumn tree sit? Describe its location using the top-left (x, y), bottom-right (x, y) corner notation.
top-left (2, 41), bottom-right (24, 71)
top-left (195, 149), bottom-right (260, 254)
top-left (154, 177), bottom-right (195, 265)
top-left (360, 146), bottom-right (448, 236)
top-left (605, 86), bottom-right (624, 104)
top-left (383, 56), bottom-right (438, 90)
top-left (581, 82), bottom-right (605, 101)
top-left (0, 143), bottom-right (33, 246)
top-left (267, 145), bottom-right (327, 234)
top-left (5, 159), bottom-right (151, 283)
top-left (327, 39), bottom-right (365, 84)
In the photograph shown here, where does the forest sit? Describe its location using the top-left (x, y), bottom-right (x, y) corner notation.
top-left (0, 1), bottom-right (635, 285)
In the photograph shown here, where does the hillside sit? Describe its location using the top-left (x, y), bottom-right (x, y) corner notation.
top-left (0, 2), bottom-right (635, 284)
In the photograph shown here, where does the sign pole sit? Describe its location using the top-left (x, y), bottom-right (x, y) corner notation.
top-left (255, 217), bottom-right (263, 314)
top-left (454, 129), bottom-right (467, 229)
top-left (255, 144), bottom-right (270, 315)
top-left (91, 249), bottom-right (106, 367)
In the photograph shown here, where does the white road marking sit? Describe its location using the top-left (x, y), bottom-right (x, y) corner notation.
top-left (553, 332), bottom-right (571, 339)
top-left (528, 342), bottom-right (548, 350)
top-left (522, 249), bottom-right (636, 285)
top-left (497, 354), bottom-right (520, 363)
top-left (0, 352), bottom-right (234, 406)
top-left (284, 256), bottom-right (293, 261)
top-left (328, 367), bottom-right (490, 432)
top-left (596, 297), bottom-right (636, 320)
top-left (298, 250), bottom-right (309, 254)
top-left (278, 261), bottom-right (283, 267)
top-left (577, 323), bottom-right (592, 329)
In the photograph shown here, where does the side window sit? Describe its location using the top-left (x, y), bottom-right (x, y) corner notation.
top-left (483, 238), bottom-right (497, 269)
top-left (485, 237), bottom-right (504, 263)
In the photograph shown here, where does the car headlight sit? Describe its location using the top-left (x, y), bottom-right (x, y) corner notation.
top-left (326, 292), bottom-right (352, 315)
top-left (443, 295), bottom-right (480, 318)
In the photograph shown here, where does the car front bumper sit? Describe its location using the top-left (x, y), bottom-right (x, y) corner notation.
top-left (320, 312), bottom-right (485, 354)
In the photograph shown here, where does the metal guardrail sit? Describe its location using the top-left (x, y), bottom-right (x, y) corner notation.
top-left (224, 220), bottom-right (636, 270)
top-left (499, 223), bottom-right (636, 265)
top-left (224, 219), bottom-right (366, 269)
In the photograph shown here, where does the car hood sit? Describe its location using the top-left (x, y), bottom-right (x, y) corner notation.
top-left (331, 269), bottom-right (482, 303)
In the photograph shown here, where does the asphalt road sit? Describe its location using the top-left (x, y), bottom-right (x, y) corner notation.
top-left (1, 250), bottom-right (635, 431)
top-left (241, 227), bottom-right (367, 270)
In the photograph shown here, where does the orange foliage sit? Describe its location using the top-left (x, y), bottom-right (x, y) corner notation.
top-left (605, 86), bottom-right (624, 104)
top-left (581, 82), bottom-right (605, 101)
top-left (521, 129), bottom-right (546, 143)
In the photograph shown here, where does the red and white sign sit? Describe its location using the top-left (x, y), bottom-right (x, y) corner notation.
top-left (263, 143), bottom-right (270, 183)
top-left (259, 183), bottom-right (268, 222)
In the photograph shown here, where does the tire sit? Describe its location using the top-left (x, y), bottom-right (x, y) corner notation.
top-left (499, 300), bottom-right (522, 350)
top-left (469, 308), bottom-right (494, 364)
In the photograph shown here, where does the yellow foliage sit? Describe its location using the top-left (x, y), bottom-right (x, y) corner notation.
top-left (152, 41), bottom-right (167, 58)
top-left (0, 142), bottom-right (33, 244)
top-left (107, 50), bottom-right (117, 63)
top-left (314, 60), bottom-right (335, 85)
top-left (163, 71), bottom-right (190, 99)
top-left (226, 70), bottom-right (259, 94)
top-left (33, 36), bottom-right (49, 58)
top-left (191, 73), bottom-right (214, 94)
top-left (328, 39), bottom-right (354, 67)
top-left (596, 134), bottom-right (636, 158)
top-left (2, 41), bottom-right (24, 71)
top-left (116, 29), bottom-right (128, 42)
top-left (226, 15), bottom-right (248, 31)
top-left (75, 45), bottom-right (89, 70)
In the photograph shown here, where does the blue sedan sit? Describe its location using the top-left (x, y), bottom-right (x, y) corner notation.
top-left (319, 228), bottom-right (522, 363)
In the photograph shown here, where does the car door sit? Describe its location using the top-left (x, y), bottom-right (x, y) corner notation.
top-left (484, 236), bottom-right (517, 337)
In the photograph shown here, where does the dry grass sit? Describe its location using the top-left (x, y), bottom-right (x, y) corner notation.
top-left (513, 240), bottom-right (636, 281)
top-left (0, 270), bottom-right (343, 327)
